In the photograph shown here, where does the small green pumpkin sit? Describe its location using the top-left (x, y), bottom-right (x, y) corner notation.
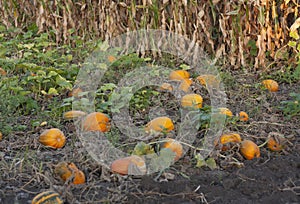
top-left (31, 191), bottom-right (63, 204)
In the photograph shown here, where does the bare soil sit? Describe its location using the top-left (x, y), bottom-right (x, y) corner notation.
top-left (0, 73), bottom-right (299, 204)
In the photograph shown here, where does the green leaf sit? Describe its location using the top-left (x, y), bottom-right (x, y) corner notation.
top-left (195, 154), bottom-right (206, 168)
top-left (55, 75), bottom-right (72, 90)
top-left (289, 31), bottom-right (299, 40)
top-left (288, 41), bottom-right (297, 48)
top-left (47, 70), bottom-right (58, 78)
top-left (205, 157), bottom-right (217, 170)
top-left (48, 87), bottom-right (58, 95)
top-left (132, 142), bottom-right (155, 156)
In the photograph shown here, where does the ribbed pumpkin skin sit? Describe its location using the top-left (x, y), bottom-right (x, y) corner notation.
top-left (240, 140), bottom-right (260, 160)
top-left (31, 191), bottom-right (63, 204)
top-left (181, 94), bottom-right (203, 109)
top-left (239, 111), bottom-right (249, 121)
top-left (196, 74), bottom-right (219, 87)
top-left (179, 78), bottom-right (193, 92)
top-left (111, 155), bottom-right (146, 175)
top-left (169, 70), bottom-right (190, 80)
top-left (144, 117), bottom-right (174, 133)
top-left (39, 128), bottom-right (66, 149)
top-left (82, 112), bottom-right (110, 132)
top-left (63, 110), bottom-right (86, 119)
top-left (162, 139), bottom-right (183, 161)
top-left (219, 108), bottom-right (233, 117)
top-left (267, 137), bottom-right (283, 152)
top-left (220, 133), bottom-right (242, 144)
top-left (54, 162), bottom-right (86, 185)
top-left (262, 79), bottom-right (279, 92)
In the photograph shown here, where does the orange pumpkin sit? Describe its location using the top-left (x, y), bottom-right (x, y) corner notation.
top-left (239, 111), bottom-right (249, 122)
top-left (82, 112), bottom-right (111, 132)
top-left (0, 67), bottom-right (7, 76)
top-left (68, 88), bottom-right (83, 97)
top-left (54, 162), bottom-right (85, 184)
top-left (111, 155), bottom-right (146, 175)
top-left (39, 128), bottom-right (66, 149)
top-left (179, 78), bottom-right (193, 92)
top-left (240, 140), bottom-right (260, 160)
top-left (267, 137), bottom-right (283, 152)
top-left (63, 110), bottom-right (86, 119)
top-left (262, 79), bottom-right (279, 92)
top-left (219, 108), bottom-right (233, 117)
top-left (162, 138), bottom-right (183, 161)
top-left (220, 133), bottom-right (242, 144)
top-left (107, 55), bottom-right (116, 62)
top-left (181, 94), bottom-right (203, 109)
top-left (145, 117), bottom-right (174, 133)
top-left (0, 131), bottom-right (2, 141)
top-left (31, 191), bottom-right (63, 204)
top-left (160, 83), bottom-right (173, 92)
top-left (169, 70), bottom-right (190, 81)
top-left (196, 74), bottom-right (219, 87)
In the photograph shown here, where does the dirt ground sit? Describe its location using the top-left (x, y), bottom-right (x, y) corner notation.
top-left (0, 73), bottom-right (299, 204)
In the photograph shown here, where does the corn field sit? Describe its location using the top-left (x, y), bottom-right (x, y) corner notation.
top-left (0, 0), bottom-right (299, 69)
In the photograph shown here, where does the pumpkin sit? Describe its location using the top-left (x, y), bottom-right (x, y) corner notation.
top-left (196, 74), bottom-right (219, 87)
top-left (54, 162), bottom-right (85, 185)
top-left (219, 108), bottom-right (233, 117)
top-left (63, 110), bottom-right (86, 119)
top-left (267, 137), bottom-right (283, 152)
top-left (214, 133), bottom-right (241, 151)
top-left (31, 190), bottom-right (63, 204)
top-left (107, 55), bottom-right (116, 62)
top-left (179, 78), bottom-right (193, 92)
top-left (239, 111), bottom-right (249, 122)
top-left (82, 112), bottom-right (111, 132)
top-left (145, 116), bottom-right (174, 133)
top-left (0, 67), bottom-right (7, 76)
top-left (169, 70), bottom-right (190, 81)
top-left (160, 83), bottom-right (173, 92)
top-left (111, 155), bottom-right (146, 175)
top-left (162, 138), bottom-right (183, 161)
top-left (39, 128), bottom-right (66, 149)
top-left (181, 94), bottom-right (203, 109)
top-left (262, 79), bottom-right (279, 92)
top-left (68, 87), bottom-right (83, 97)
top-left (240, 140), bottom-right (260, 160)
top-left (0, 131), bottom-right (2, 141)
top-left (220, 133), bottom-right (242, 144)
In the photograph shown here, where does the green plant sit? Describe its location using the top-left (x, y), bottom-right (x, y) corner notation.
top-left (280, 92), bottom-right (300, 119)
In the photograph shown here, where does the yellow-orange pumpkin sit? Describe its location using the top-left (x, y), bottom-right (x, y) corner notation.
top-left (31, 190), bottom-right (63, 204)
top-left (267, 137), bottom-right (283, 152)
top-left (0, 131), bottom-right (2, 141)
top-left (162, 138), bottom-right (183, 161)
top-left (262, 79), bottom-right (279, 92)
top-left (181, 94), bottom-right (203, 109)
top-left (179, 78), bottom-right (193, 92)
top-left (196, 74), bottom-right (219, 87)
top-left (63, 110), bottom-right (86, 119)
top-left (219, 108), bottom-right (233, 117)
top-left (111, 155), bottom-right (146, 175)
top-left (54, 162), bottom-right (85, 185)
top-left (239, 111), bottom-right (249, 122)
top-left (0, 68), bottom-right (7, 76)
top-left (39, 128), bottom-right (66, 149)
top-left (68, 87), bottom-right (83, 97)
top-left (220, 133), bottom-right (242, 144)
top-left (82, 112), bottom-right (111, 132)
top-left (240, 140), bottom-right (260, 160)
top-left (160, 83), bottom-right (173, 92)
top-left (169, 70), bottom-right (190, 81)
top-left (145, 117), bottom-right (174, 133)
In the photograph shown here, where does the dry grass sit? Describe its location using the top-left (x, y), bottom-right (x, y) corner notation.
top-left (0, 0), bottom-right (299, 69)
